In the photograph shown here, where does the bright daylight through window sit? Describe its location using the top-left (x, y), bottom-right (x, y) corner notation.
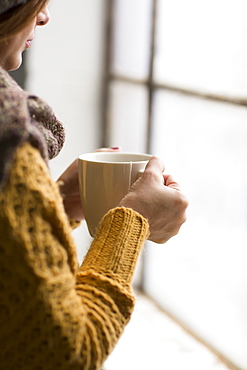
top-left (103, 0), bottom-right (247, 369)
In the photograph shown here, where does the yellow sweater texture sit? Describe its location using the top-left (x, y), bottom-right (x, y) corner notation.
top-left (0, 142), bottom-right (149, 370)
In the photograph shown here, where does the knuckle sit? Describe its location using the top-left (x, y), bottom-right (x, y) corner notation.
top-left (176, 193), bottom-right (189, 211)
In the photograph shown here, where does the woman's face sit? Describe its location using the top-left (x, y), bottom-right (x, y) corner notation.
top-left (0, 5), bottom-right (50, 71)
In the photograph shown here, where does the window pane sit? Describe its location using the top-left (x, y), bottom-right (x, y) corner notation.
top-left (145, 90), bottom-right (247, 369)
top-left (111, 0), bottom-right (153, 79)
top-left (154, 0), bottom-right (247, 97)
top-left (106, 81), bottom-right (148, 153)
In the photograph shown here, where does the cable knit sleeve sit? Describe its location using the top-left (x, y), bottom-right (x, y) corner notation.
top-left (0, 142), bottom-right (149, 370)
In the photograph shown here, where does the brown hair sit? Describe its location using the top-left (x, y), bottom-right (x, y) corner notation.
top-left (0, 0), bottom-right (49, 42)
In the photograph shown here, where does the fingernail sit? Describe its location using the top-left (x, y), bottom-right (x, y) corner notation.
top-left (111, 147), bottom-right (120, 150)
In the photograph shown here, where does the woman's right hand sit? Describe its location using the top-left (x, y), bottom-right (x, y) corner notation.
top-left (119, 156), bottom-right (189, 244)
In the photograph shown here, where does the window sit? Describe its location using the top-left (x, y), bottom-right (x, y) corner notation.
top-left (103, 1), bottom-right (247, 368)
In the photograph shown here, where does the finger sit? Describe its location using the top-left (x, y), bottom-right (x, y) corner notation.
top-left (145, 155), bottom-right (165, 174)
top-left (163, 173), bottom-right (181, 191)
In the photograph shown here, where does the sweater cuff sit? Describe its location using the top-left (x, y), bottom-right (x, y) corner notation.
top-left (81, 207), bottom-right (149, 284)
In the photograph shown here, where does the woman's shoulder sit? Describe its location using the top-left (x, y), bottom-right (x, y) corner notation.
top-left (0, 142), bottom-right (52, 196)
top-left (0, 141), bottom-right (70, 235)
top-left (6, 141), bottom-right (53, 192)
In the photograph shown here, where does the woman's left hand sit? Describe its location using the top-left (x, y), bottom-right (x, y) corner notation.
top-left (57, 147), bottom-right (120, 221)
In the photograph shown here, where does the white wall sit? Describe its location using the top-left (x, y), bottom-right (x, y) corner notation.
top-left (26, 0), bottom-right (106, 260)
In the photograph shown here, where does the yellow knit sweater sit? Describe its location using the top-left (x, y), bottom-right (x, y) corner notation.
top-left (0, 142), bottom-right (149, 370)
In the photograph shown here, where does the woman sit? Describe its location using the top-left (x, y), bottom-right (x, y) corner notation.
top-left (0, 1), bottom-right (188, 369)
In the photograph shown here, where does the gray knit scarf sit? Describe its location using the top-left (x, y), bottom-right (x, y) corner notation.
top-left (0, 0), bottom-right (29, 15)
top-left (0, 66), bottom-right (65, 188)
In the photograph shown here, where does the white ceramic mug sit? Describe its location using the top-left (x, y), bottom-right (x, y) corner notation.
top-left (78, 152), bottom-right (152, 237)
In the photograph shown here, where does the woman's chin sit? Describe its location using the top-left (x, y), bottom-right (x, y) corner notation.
top-left (4, 54), bottom-right (23, 71)
top-left (9, 59), bottom-right (23, 71)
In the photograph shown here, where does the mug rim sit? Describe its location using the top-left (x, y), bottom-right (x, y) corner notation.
top-left (78, 152), bottom-right (152, 164)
